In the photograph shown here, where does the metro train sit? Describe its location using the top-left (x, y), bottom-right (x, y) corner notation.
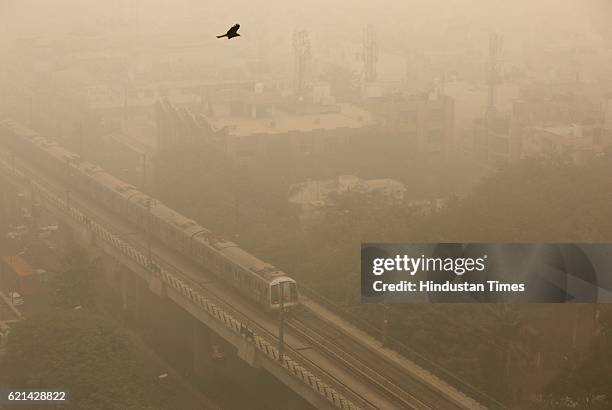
top-left (0, 119), bottom-right (298, 311)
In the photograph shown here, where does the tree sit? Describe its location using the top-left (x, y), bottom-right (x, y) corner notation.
top-left (0, 308), bottom-right (180, 410)
top-left (476, 306), bottom-right (538, 402)
top-left (48, 246), bottom-right (96, 309)
top-left (545, 307), bottom-right (612, 408)
top-left (152, 137), bottom-right (612, 405)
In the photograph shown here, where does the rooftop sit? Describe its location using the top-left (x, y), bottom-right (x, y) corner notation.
top-left (534, 124), bottom-right (586, 137)
top-left (289, 175), bottom-right (406, 206)
top-left (207, 104), bottom-right (376, 137)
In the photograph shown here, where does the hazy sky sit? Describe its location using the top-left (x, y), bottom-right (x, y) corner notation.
top-left (2, 0), bottom-right (608, 38)
top-left (1, 0), bottom-right (610, 88)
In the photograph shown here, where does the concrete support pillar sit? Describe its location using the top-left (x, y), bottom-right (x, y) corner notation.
top-left (149, 276), bottom-right (165, 297)
top-left (76, 225), bottom-right (93, 246)
top-left (132, 277), bottom-right (143, 323)
top-left (121, 270), bottom-right (128, 312)
top-left (237, 338), bottom-right (259, 367)
top-left (283, 389), bottom-right (308, 410)
top-left (59, 221), bottom-right (74, 248)
top-left (192, 319), bottom-right (210, 379)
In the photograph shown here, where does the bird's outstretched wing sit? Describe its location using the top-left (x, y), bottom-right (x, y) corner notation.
top-left (228, 24), bottom-right (240, 35)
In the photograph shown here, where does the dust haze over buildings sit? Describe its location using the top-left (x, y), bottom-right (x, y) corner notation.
top-left (2, 0), bottom-right (611, 116)
top-left (2, 0), bottom-right (612, 409)
top-left (2, 1), bottom-right (610, 93)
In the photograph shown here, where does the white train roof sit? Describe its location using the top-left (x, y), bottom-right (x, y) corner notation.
top-left (1, 118), bottom-right (296, 287)
top-left (0, 119), bottom-right (40, 139)
top-left (193, 229), bottom-right (236, 250)
top-left (220, 246), bottom-right (287, 281)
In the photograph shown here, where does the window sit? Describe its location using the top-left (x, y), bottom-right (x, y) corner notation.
top-left (289, 283), bottom-right (298, 302)
top-left (401, 132), bottom-right (416, 142)
top-left (270, 284), bottom-right (279, 305)
top-left (427, 130), bottom-right (444, 143)
top-left (400, 110), bottom-right (417, 124)
top-left (299, 136), bottom-right (314, 154)
top-left (429, 109), bottom-right (444, 122)
top-left (490, 136), bottom-right (509, 153)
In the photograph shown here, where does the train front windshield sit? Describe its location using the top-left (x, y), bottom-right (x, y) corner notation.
top-left (271, 281), bottom-right (297, 305)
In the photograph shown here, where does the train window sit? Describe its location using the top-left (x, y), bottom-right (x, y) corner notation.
top-left (289, 282), bottom-right (298, 302)
top-left (282, 283), bottom-right (290, 302)
top-left (270, 284), bottom-right (279, 305)
top-left (206, 250), bottom-right (214, 264)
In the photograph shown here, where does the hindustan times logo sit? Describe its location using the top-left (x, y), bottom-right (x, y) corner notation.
top-left (371, 254), bottom-right (488, 276)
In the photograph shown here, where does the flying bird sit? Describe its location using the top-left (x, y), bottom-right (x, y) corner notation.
top-left (217, 24), bottom-right (241, 39)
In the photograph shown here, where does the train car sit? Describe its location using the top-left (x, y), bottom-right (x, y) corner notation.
top-left (1, 120), bottom-right (73, 182)
top-left (125, 192), bottom-right (151, 229)
top-left (88, 171), bottom-right (137, 216)
top-left (0, 119), bottom-right (41, 159)
top-left (190, 229), bottom-right (233, 273)
top-left (219, 246), bottom-right (298, 310)
top-left (73, 163), bottom-right (111, 202)
top-left (116, 178), bottom-right (299, 311)
top-left (149, 202), bottom-right (201, 256)
top-left (0, 119), bottom-right (299, 312)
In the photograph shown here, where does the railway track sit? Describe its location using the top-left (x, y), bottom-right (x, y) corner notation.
top-left (289, 314), bottom-right (429, 410)
top-left (0, 147), bottom-right (481, 409)
top-left (293, 308), bottom-right (480, 409)
top-left (0, 150), bottom-right (381, 408)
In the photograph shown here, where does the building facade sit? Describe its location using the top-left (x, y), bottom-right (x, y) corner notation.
top-left (360, 93), bottom-right (455, 160)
